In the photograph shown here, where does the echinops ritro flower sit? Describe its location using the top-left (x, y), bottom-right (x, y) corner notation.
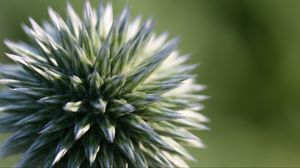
top-left (0, 1), bottom-right (208, 167)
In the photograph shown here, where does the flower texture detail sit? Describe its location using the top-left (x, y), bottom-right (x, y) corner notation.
top-left (0, 1), bottom-right (208, 167)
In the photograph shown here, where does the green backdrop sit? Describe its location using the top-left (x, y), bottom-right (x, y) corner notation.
top-left (0, 0), bottom-right (300, 167)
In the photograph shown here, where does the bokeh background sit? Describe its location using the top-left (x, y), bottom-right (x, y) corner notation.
top-left (1, 0), bottom-right (300, 167)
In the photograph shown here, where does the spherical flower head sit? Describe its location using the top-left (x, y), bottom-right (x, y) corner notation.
top-left (0, 1), bottom-right (208, 167)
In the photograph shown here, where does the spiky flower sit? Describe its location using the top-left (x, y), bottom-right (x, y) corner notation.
top-left (0, 1), bottom-right (208, 167)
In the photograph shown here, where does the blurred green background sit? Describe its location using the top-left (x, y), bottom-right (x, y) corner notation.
top-left (1, 0), bottom-right (300, 167)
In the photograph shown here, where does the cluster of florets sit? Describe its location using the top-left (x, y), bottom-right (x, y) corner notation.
top-left (0, 1), bottom-right (208, 167)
